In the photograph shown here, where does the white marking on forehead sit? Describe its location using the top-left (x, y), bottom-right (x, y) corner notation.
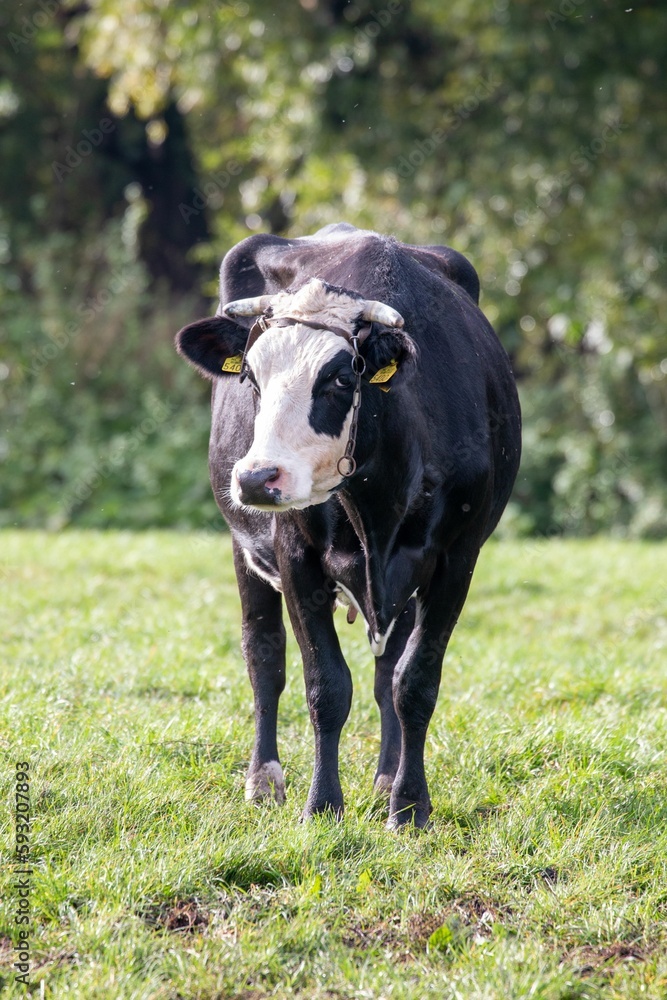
top-left (247, 323), bottom-right (351, 384)
top-left (268, 278), bottom-right (363, 332)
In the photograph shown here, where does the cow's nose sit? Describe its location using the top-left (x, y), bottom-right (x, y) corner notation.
top-left (236, 466), bottom-right (282, 505)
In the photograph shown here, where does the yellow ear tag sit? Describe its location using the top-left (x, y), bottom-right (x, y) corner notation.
top-left (221, 355), bottom-right (243, 373)
top-left (369, 358), bottom-right (398, 389)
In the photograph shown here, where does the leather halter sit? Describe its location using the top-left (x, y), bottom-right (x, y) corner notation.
top-left (240, 314), bottom-right (372, 367)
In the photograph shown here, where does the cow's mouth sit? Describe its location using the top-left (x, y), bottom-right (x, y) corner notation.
top-left (239, 493), bottom-right (333, 513)
top-left (232, 462), bottom-right (343, 512)
top-left (237, 488), bottom-right (337, 513)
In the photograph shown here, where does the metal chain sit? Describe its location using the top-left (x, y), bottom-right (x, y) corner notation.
top-left (337, 335), bottom-right (366, 478)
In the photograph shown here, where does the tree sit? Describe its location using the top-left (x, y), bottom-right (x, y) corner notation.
top-left (1, 0), bottom-right (666, 533)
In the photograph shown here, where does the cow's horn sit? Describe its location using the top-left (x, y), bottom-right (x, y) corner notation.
top-left (360, 300), bottom-right (404, 328)
top-left (223, 294), bottom-right (275, 318)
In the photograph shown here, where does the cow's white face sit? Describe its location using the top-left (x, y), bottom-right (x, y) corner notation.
top-left (230, 324), bottom-right (355, 511)
top-left (176, 276), bottom-right (409, 512)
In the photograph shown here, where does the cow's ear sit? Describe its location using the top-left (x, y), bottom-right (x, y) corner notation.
top-left (175, 316), bottom-right (248, 380)
top-left (360, 324), bottom-right (418, 389)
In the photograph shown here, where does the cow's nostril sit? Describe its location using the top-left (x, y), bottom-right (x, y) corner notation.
top-left (236, 466), bottom-right (282, 505)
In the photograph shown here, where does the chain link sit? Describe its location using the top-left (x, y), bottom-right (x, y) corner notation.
top-left (337, 335), bottom-right (366, 478)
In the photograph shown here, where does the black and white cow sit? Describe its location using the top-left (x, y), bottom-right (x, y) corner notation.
top-left (176, 223), bottom-right (521, 829)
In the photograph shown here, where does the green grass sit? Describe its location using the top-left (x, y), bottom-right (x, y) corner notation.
top-left (1, 530), bottom-right (667, 999)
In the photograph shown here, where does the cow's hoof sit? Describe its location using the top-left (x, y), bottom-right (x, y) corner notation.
top-left (386, 798), bottom-right (432, 832)
top-left (301, 800), bottom-right (344, 822)
top-left (373, 773), bottom-right (395, 797)
top-left (245, 760), bottom-right (286, 804)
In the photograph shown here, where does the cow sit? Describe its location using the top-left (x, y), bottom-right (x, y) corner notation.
top-left (175, 223), bottom-right (521, 829)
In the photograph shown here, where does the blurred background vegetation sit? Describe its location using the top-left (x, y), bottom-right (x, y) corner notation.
top-left (1, 0), bottom-right (665, 535)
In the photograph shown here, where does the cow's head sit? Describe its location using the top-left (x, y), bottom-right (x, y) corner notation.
top-left (176, 278), bottom-right (416, 511)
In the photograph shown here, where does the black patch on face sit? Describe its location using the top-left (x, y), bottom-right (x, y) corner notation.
top-left (309, 349), bottom-right (355, 437)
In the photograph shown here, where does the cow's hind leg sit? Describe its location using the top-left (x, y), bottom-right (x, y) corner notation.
top-left (232, 539), bottom-right (286, 804)
top-left (373, 601), bottom-right (415, 796)
top-left (389, 541), bottom-right (480, 830)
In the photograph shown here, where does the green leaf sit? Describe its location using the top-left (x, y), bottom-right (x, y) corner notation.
top-left (356, 869), bottom-right (372, 893)
top-left (427, 923), bottom-right (454, 952)
top-left (302, 873), bottom-right (322, 899)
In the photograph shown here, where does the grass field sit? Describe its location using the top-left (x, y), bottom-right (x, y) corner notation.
top-left (1, 530), bottom-right (666, 999)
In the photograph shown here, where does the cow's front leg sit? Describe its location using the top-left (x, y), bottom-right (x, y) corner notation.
top-left (275, 528), bottom-right (352, 819)
top-left (389, 544), bottom-right (480, 830)
top-left (373, 601), bottom-right (415, 796)
top-left (232, 540), bottom-right (286, 804)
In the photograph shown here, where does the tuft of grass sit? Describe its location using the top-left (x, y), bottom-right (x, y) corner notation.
top-left (1, 530), bottom-right (667, 998)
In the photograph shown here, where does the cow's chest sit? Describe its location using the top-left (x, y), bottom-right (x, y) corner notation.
top-left (319, 549), bottom-right (389, 655)
top-left (319, 537), bottom-right (422, 658)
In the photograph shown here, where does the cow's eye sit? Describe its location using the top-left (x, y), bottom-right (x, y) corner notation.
top-left (334, 373), bottom-right (353, 390)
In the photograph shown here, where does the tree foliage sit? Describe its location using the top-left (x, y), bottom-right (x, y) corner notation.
top-left (1, 0), bottom-right (666, 533)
